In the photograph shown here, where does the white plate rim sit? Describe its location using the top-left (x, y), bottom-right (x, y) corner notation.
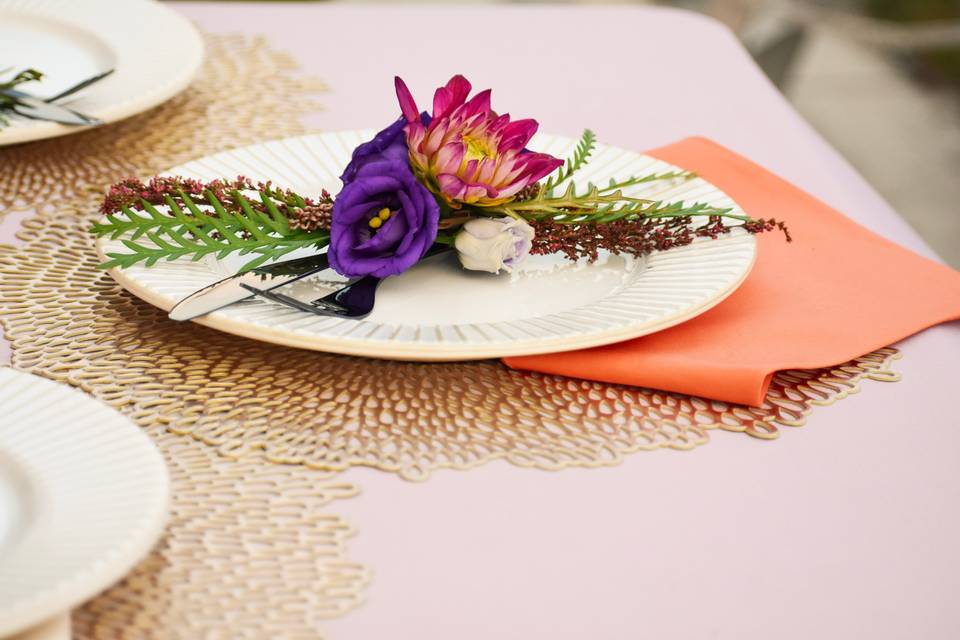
top-left (0, 368), bottom-right (170, 636)
top-left (101, 238), bottom-right (756, 361)
top-left (0, 0), bottom-right (203, 146)
top-left (97, 131), bottom-right (757, 361)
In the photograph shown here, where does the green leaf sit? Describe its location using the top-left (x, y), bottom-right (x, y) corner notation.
top-left (92, 185), bottom-right (332, 270)
top-left (543, 129), bottom-right (596, 194)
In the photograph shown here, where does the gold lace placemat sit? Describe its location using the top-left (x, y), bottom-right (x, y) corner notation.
top-left (0, 33), bottom-right (376, 639)
top-left (0, 31), bottom-right (901, 640)
top-left (73, 429), bottom-right (369, 638)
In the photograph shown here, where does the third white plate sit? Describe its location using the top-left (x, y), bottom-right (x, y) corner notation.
top-left (0, 369), bottom-right (169, 637)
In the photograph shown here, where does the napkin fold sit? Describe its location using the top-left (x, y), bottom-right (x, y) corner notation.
top-left (504, 137), bottom-right (960, 406)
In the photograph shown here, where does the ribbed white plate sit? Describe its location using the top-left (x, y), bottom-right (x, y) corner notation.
top-left (98, 131), bottom-right (756, 361)
top-left (0, 369), bottom-right (169, 637)
top-left (0, 0), bottom-right (203, 146)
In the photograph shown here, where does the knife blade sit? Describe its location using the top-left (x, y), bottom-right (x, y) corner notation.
top-left (4, 89), bottom-right (102, 125)
top-left (47, 68), bottom-right (115, 102)
top-left (168, 252), bottom-right (333, 321)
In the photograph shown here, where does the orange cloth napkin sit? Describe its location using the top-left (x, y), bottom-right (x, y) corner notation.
top-left (504, 137), bottom-right (960, 406)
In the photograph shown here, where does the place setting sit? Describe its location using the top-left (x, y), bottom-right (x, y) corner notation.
top-left (0, 0), bottom-right (202, 146)
top-left (2, 2), bottom-right (960, 638)
top-left (93, 75), bottom-right (784, 361)
top-left (89, 72), bottom-right (957, 403)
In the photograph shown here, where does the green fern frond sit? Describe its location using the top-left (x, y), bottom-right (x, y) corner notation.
top-left (486, 179), bottom-right (739, 224)
top-left (93, 189), bottom-right (329, 272)
top-left (598, 170), bottom-right (695, 193)
top-left (542, 129), bottom-right (596, 194)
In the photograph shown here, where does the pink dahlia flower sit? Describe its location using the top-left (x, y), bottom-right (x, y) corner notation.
top-left (394, 75), bottom-right (563, 207)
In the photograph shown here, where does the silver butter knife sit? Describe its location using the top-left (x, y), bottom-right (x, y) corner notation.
top-left (5, 90), bottom-right (102, 126)
top-left (168, 252), bottom-right (332, 321)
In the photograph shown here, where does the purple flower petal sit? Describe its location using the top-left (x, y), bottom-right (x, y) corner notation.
top-left (330, 147), bottom-right (439, 278)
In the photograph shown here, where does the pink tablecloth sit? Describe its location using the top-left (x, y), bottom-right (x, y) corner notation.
top-left (5, 3), bottom-right (959, 639)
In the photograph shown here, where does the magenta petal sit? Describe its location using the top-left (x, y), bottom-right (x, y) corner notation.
top-left (492, 152), bottom-right (524, 184)
top-left (406, 123), bottom-right (426, 154)
top-left (500, 119), bottom-right (539, 150)
top-left (463, 184), bottom-right (493, 203)
top-left (433, 141), bottom-right (464, 174)
top-left (519, 152), bottom-right (565, 182)
top-left (432, 75), bottom-right (471, 120)
top-left (462, 158), bottom-right (479, 181)
top-left (460, 89), bottom-right (492, 119)
top-left (393, 74), bottom-right (564, 207)
top-left (445, 76), bottom-right (471, 109)
top-left (432, 87), bottom-right (452, 120)
top-left (476, 157), bottom-right (497, 183)
top-left (487, 113), bottom-right (511, 133)
top-left (422, 119), bottom-right (451, 156)
top-left (394, 76), bottom-right (420, 123)
top-left (437, 173), bottom-right (466, 200)
top-left (460, 111), bottom-right (487, 133)
top-left (496, 182), bottom-right (526, 200)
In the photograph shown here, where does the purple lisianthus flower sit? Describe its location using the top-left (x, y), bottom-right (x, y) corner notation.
top-left (339, 118), bottom-right (408, 185)
top-left (340, 114), bottom-right (431, 186)
top-left (329, 156), bottom-right (439, 278)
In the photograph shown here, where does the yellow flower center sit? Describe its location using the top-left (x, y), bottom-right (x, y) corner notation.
top-left (462, 134), bottom-right (495, 161)
top-left (369, 207), bottom-right (392, 229)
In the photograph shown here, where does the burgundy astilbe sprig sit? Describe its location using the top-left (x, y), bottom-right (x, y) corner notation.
top-left (99, 175), bottom-right (335, 232)
top-left (529, 215), bottom-right (791, 262)
top-left (100, 176), bottom-right (254, 216)
top-left (100, 176), bottom-right (333, 231)
top-left (743, 217), bottom-right (792, 242)
top-left (261, 182), bottom-right (334, 232)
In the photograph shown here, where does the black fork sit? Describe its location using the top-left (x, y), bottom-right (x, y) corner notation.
top-left (241, 246), bottom-right (452, 320)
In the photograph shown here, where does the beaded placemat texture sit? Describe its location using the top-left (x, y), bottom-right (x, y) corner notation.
top-left (72, 429), bottom-right (368, 639)
top-left (0, 34), bottom-right (375, 639)
top-left (0, 32), bottom-right (901, 640)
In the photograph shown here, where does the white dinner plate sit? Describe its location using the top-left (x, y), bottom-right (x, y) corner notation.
top-left (0, 368), bottom-right (169, 637)
top-left (98, 131), bottom-right (756, 361)
top-left (0, 0), bottom-right (203, 146)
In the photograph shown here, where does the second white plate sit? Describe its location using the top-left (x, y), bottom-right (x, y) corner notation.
top-left (0, 369), bottom-right (169, 637)
top-left (0, 0), bottom-right (203, 146)
top-left (98, 131), bottom-right (756, 361)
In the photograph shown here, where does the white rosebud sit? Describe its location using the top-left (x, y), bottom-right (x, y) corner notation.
top-left (454, 217), bottom-right (535, 274)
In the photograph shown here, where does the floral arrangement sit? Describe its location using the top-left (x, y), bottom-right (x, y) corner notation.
top-left (93, 75), bottom-right (789, 277)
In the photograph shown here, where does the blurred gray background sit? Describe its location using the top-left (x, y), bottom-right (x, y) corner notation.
top-left (266, 0), bottom-right (960, 265)
top-left (674, 0), bottom-right (960, 267)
